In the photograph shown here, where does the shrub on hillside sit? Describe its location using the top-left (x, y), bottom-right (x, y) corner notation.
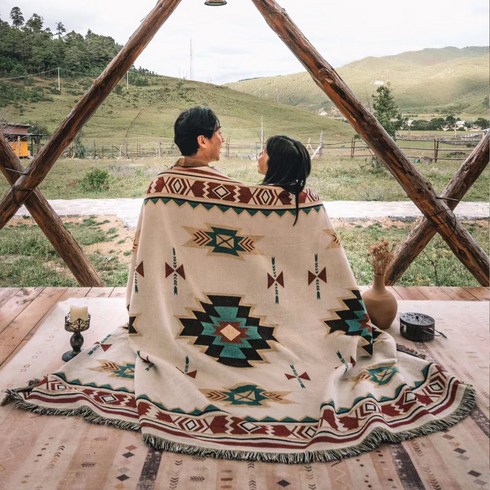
top-left (80, 168), bottom-right (111, 192)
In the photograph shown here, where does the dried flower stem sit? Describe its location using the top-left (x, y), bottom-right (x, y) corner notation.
top-left (367, 239), bottom-right (395, 276)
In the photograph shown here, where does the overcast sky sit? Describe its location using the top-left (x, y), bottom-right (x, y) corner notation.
top-left (1, 0), bottom-right (488, 83)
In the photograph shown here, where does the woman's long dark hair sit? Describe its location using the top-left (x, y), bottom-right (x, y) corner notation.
top-left (262, 135), bottom-right (311, 225)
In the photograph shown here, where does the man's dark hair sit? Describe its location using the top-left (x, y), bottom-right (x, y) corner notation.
top-left (174, 107), bottom-right (221, 156)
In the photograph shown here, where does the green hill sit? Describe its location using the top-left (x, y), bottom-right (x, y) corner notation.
top-left (226, 47), bottom-right (489, 118)
top-left (1, 74), bottom-right (354, 145)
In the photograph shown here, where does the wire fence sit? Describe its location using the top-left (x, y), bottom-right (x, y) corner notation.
top-left (22, 132), bottom-right (485, 164)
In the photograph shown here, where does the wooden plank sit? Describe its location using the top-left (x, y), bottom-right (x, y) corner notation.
top-left (442, 287), bottom-right (481, 301)
top-left (0, 288), bottom-right (67, 367)
top-left (464, 287), bottom-right (490, 301)
top-left (86, 287), bottom-right (115, 297)
top-left (0, 287), bottom-right (44, 335)
top-left (392, 286), bottom-right (427, 300)
top-left (109, 287), bottom-right (126, 298)
top-left (0, 288), bottom-right (21, 308)
top-left (387, 286), bottom-right (403, 300)
top-left (417, 287), bottom-right (452, 300)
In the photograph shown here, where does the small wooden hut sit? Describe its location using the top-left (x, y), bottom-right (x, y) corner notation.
top-left (1, 123), bottom-right (31, 158)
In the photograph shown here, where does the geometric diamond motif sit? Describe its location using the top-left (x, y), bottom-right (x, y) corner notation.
top-left (179, 295), bottom-right (277, 367)
top-left (363, 365), bottom-right (399, 386)
top-left (213, 184), bottom-right (232, 199)
top-left (200, 383), bottom-right (292, 407)
top-left (92, 360), bottom-right (135, 379)
top-left (324, 290), bottom-right (374, 356)
top-left (277, 480), bottom-right (291, 488)
top-left (185, 225), bottom-right (259, 257)
top-left (100, 394), bottom-right (118, 403)
top-left (428, 381), bottom-right (445, 393)
top-left (238, 421), bottom-right (260, 433)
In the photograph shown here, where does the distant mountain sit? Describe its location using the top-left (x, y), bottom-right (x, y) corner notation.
top-left (226, 47), bottom-right (489, 117)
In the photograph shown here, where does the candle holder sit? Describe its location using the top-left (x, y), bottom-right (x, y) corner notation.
top-left (62, 314), bottom-right (91, 362)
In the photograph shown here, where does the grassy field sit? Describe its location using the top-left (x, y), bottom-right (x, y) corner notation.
top-left (2, 150), bottom-right (487, 202)
top-left (3, 74), bottom-right (353, 146)
top-left (1, 216), bottom-right (487, 288)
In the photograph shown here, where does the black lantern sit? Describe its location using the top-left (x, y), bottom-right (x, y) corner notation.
top-left (204, 0), bottom-right (227, 5)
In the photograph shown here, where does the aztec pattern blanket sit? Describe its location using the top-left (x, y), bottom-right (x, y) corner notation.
top-left (9, 166), bottom-right (475, 463)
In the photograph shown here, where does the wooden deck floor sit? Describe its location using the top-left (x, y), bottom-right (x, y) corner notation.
top-left (0, 287), bottom-right (488, 489)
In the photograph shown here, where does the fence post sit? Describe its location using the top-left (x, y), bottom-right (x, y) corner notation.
top-left (433, 138), bottom-right (439, 163)
top-left (350, 137), bottom-right (355, 158)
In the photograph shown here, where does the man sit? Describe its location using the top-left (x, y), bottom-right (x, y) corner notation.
top-left (173, 106), bottom-right (224, 167)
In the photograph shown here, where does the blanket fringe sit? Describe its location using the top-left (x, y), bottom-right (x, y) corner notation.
top-left (4, 385), bottom-right (475, 464)
top-left (4, 390), bottom-right (140, 432)
top-left (142, 385), bottom-right (476, 464)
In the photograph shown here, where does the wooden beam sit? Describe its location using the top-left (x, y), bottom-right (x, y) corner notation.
top-left (0, 0), bottom-right (183, 229)
top-left (386, 132), bottom-right (489, 285)
top-left (250, 0), bottom-right (489, 285)
top-left (0, 134), bottom-right (104, 286)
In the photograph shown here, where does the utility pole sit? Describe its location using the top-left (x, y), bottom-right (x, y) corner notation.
top-left (189, 39), bottom-right (193, 80)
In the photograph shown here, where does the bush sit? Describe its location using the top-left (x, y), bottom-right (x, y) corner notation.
top-left (79, 168), bottom-right (111, 192)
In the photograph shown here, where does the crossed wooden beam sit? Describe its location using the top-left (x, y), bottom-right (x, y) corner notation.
top-left (0, 0), bottom-right (488, 287)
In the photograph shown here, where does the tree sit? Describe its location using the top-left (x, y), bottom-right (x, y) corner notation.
top-left (445, 115), bottom-right (457, 128)
top-left (474, 117), bottom-right (489, 129)
top-left (427, 118), bottom-right (446, 130)
top-left (56, 22), bottom-right (66, 39)
top-left (24, 13), bottom-right (44, 32)
top-left (10, 7), bottom-right (24, 28)
top-left (372, 83), bottom-right (404, 139)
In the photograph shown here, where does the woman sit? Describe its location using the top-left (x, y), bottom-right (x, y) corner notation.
top-left (258, 135), bottom-right (311, 225)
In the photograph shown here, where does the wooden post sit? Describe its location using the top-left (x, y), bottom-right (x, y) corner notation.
top-left (0, 134), bottom-right (104, 286)
top-left (351, 137), bottom-right (355, 158)
top-left (0, 0), bottom-right (183, 229)
top-left (386, 132), bottom-right (489, 285)
top-left (250, 0), bottom-right (488, 286)
top-left (434, 138), bottom-right (439, 163)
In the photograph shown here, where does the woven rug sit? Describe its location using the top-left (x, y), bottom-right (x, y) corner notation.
top-left (6, 167), bottom-right (475, 463)
top-left (1, 299), bottom-right (487, 488)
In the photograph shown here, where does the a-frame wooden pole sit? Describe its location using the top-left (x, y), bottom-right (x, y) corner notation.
top-left (386, 132), bottom-right (489, 285)
top-left (250, 0), bottom-right (489, 286)
top-left (0, 0), bottom-right (182, 230)
top-left (0, 134), bottom-right (104, 286)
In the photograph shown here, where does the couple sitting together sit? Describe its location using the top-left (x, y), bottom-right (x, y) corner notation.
top-left (8, 107), bottom-right (474, 463)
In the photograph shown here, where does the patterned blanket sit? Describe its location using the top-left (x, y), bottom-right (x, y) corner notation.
top-left (9, 166), bottom-right (475, 463)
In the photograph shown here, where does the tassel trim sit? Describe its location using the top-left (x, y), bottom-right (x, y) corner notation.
top-left (5, 385), bottom-right (476, 464)
top-left (5, 390), bottom-right (140, 432)
top-left (143, 385), bottom-right (476, 464)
